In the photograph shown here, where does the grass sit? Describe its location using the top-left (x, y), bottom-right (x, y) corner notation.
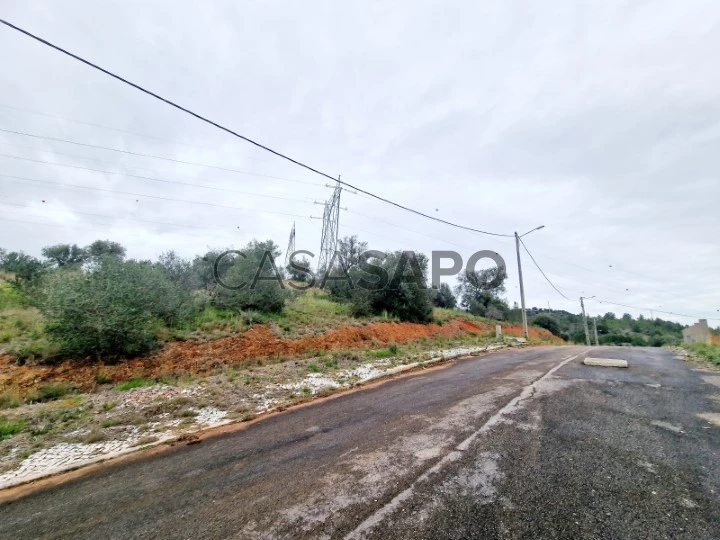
top-left (0, 390), bottom-right (21, 410)
top-left (0, 418), bottom-right (28, 440)
top-left (95, 372), bottom-right (113, 385)
top-left (25, 383), bottom-right (74, 403)
top-left (115, 378), bottom-right (156, 391)
top-left (369, 344), bottom-right (400, 359)
top-left (684, 342), bottom-right (720, 367)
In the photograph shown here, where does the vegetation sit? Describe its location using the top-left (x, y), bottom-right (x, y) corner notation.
top-left (523, 308), bottom-right (685, 345)
top-left (432, 283), bottom-right (457, 309)
top-left (0, 234), bottom-right (708, 369)
top-left (683, 342), bottom-right (720, 367)
top-left (327, 238), bottom-right (434, 323)
top-left (0, 418), bottom-right (27, 440)
top-left (456, 266), bottom-right (509, 320)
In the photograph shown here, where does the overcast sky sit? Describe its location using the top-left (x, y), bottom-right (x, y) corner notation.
top-left (1, 1), bottom-right (718, 325)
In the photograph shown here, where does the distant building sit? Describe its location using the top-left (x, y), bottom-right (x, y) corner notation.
top-left (683, 319), bottom-right (711, 344)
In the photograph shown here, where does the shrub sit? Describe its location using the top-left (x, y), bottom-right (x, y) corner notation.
top-left (432, 283), bottom-right (457, 309)
top-left (212, 240), bottom-right (287, 313)
top-left (328, 248), bottom-right (433, 323)
top-left (40, 258), bottom-right (193, 359)
top-left (531, 314), bottom-right (563, 338)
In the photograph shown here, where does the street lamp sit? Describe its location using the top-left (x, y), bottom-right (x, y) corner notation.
top-left (515, 225), bottom-right (545, 339)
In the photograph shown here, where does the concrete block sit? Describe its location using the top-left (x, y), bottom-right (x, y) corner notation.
top-left (583, 357), bottom-right (628, 368)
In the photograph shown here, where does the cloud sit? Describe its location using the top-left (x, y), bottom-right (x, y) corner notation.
top-left (1, 0), bottom-right (719, 324)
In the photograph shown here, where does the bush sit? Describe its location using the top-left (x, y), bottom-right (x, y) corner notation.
top-left (40, 258), bottom-right (192, 359)
top-left (432, 283), bottom-right (457, 309)
top-left (684, 343), bottom-right (720, 366)
top-left (328, 249), bottom-right (433, 323)
top-left (531, 314), bottom-right (563, 338)
top-left (212, 240), bottom-right (287, 313)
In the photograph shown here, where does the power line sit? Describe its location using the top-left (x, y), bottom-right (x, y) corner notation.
top-left (0, 199), bottom-right (224, 232)
top-left (0, 128), bottom-right (325, 187)
top-left (0, 18), bottom-right (512, 239)
top-left (0, 153), bottom-right (317, 203)
top-left (0, 173), bottom-right (311, 219)
top-left (518, 237), bottom-right (572, 300)
top-left (0, 103), bottom-right (208, 150)
top-left (591, 298), bottom-right (720, 323)
top-left (0, 201), bottom-right (231, 239)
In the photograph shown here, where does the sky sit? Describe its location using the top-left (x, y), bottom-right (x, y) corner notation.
top-left (1, 0), bottom-right (719, 325)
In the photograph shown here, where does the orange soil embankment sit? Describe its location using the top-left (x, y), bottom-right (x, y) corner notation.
top-left (0, 319), bottom-right (559, 392)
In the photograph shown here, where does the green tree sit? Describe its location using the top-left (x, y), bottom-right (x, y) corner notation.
top-left (432, 283), bottom-right (457, 309)
top-left (40, 258), bottom-right (192, 359)
top-left (212, 240), bottom-right (287, 313)
top-left (328, 249), bottom-right (433, 323)
top-left (531, 314), bottom-right (562, 338)
top-left (157, 250), bottom-right (196, 291)
top-left (286, 256), bottom-right (312, 282)
top-left (86, 240), bottom-right (126, 262)
top-left (456, 266), bottom-right (509, 319)
top-left (0, 251), bottom-right (45, 284)
top-left (41, 243), bottom-right (88, 267)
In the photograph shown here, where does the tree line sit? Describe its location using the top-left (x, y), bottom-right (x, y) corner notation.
top-left (0, 235), bottom-right (510, 361)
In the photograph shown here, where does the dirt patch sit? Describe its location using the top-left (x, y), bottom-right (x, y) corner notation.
top-left (0, 319), bottom-right (558, 394)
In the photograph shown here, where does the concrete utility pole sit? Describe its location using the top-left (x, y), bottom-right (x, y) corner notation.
top-left (593, 317), bottom-right (599, 346)
top-left (579, 296), bottom-right (593, 346)
top-left (515, 232), bottom-right (528, 339)
top-left (514, 225), bottom-right (545, 340)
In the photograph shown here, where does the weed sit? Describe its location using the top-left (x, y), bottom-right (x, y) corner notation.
top-left (301, 387), bottom-right (312, 395)
top-left (30, 424), bottom-right (53, 436)
top-left (102, 401), bottom-right (118, 411)
top-left (307, 363), bottom-right (320, 373)
top-left (82, 429), bottom-right (107, 444)
top-left (323, 358), bottom-right (338, 369)
top-left (178, 409), bottom-right (198, 418)
top-left (25, 383), bottom-right (74, 403)
top-left (0, 391), bottom-right (21, 410)
top-left (684, 343), bottom-right (720, 366)
top-left (115, 378), bottom-right (155, 391)
top-left (101, 419), bottom-right (121, 428)
top-left (134, 435), bottom-right (159, 446)
top-left (0, 418), bottom-right (27, 440)
top-left (369, 346), bottom-right (400, 359)
top-left (95, 372), bottom-right (113, 385)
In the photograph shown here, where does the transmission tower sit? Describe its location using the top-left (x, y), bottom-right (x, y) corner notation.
top-left (284, 222), bottom-right (296, 266)
top-left (318, 182), bottom-right (342, 271)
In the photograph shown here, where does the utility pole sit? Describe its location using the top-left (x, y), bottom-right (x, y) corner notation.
top-left (515, 232), bottom-right (528, 339)
top-left (514, 225), bottom-right (545, 340)
top-left (579, 296), bottom-right (592, 346)
top-left (593, 317), bottom-right (599, 346)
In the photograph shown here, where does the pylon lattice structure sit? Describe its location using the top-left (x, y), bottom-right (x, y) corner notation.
top-left (284, 222), bottom-right (296, 266)
top-left (318, 182), bottom-right (342, 272)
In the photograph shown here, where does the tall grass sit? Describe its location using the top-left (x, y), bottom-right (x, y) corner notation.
top-left (684, 342), bottom-right (720, 366)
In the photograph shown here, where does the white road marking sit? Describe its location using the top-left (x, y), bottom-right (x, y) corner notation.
top-left (345, 351), bottom-right (585, 539)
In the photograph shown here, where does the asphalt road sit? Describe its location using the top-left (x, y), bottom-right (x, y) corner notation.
top-left (1, 346), bottom-right (719, 539)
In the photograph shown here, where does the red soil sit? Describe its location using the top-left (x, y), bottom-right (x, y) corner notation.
top-left (0, 319), bottom-right (559, 393)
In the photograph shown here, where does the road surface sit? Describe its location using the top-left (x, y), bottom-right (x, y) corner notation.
top-left (1, 346), bottom-right (719, 539)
